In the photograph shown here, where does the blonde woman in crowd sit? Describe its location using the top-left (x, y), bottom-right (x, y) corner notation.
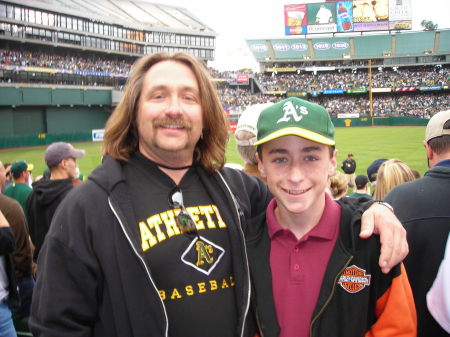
top-left (329, 171), bottom-right (349, 200)
top-left (374, 159), bottom-right (417, 200)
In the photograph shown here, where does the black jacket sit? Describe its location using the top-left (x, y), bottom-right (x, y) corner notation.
top-left (26, 178), bottom-right (74, 261)
top-left (384, 164), bottom-right (450, 337)
top-left (29, 156), bottom-right (271, 337)
top-left (245, 203), bottom-right (416, 337)
top-left (0, 226), bottom-right (19, 305)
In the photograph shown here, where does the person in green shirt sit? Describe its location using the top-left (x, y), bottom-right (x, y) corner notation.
top-left (4, 161), bottom-right (33, 212)
top-left (347, 174), bottom-right (372, 199)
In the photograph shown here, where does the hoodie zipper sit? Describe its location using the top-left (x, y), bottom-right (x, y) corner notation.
top-left (108, 198), bottom-right (169, 337)
top-left (309, 255), bottom-right (353, 337)
top-left (217, 172), bottom-right (253, 337)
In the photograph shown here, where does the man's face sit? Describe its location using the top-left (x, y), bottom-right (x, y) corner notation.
top-left (63, 158), bottom-right (79, 180)
top-left (257, 135), bottom-right (337, 217)
top-left (136, 60), bottom-right (203, 163)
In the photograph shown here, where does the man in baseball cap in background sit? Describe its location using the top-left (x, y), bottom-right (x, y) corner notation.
top-left (384, 109), bottom-right (450, 337)
top-left (26, 142), bottom-right (85, 262)
top-left (4, 160), bottom-right (34, 212)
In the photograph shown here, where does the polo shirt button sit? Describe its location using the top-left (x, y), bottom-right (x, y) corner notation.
top-left (294, 248), bottom-right (300, 253)
top-left (294, 264), bottom-right (300, 270)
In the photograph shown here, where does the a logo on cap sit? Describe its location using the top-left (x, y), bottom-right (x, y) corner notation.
top-left (277, 100), bottom-right (309, 124)
top-left (338, 265), bottom-right (371, 293)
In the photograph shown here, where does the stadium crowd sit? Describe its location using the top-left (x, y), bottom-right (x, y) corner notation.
top-left (1, 47), bottom-right (449, 117)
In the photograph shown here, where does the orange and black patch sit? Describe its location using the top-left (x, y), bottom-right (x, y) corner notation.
top-left (338, 265), bottom-right (371, 293)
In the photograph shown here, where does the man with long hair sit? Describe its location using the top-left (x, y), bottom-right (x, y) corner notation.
top-left (30, 52), bottom-right (408, 337)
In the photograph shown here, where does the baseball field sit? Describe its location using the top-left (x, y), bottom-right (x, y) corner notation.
top-left (0, 126), bottom-right (428, 180)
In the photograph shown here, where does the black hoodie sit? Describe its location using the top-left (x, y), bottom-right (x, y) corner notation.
top-left (26, 178), bottom-right (74, 261)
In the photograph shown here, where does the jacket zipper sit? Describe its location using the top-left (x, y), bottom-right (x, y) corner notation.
top-left (309, 255), bottom-right (353, 337)
top-left (108, 198), bottom-right (169, 337)
top-left (217, 172), bottom-right (253, 337)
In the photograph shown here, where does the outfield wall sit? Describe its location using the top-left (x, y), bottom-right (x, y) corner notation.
top-left (0, 86), bottom-right (112, 149)
top-left (332, 116), bottom-right (428, 127)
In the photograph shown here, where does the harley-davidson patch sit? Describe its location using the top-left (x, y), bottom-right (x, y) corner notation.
top-left (338, 265), bottom-right (371, 293)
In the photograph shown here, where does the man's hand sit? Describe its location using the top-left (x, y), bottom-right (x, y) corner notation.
top-left (359, 203), bottom-right (408, 274)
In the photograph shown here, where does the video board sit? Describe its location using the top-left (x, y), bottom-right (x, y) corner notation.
top-left (285, 0), bottom-right (411, 35)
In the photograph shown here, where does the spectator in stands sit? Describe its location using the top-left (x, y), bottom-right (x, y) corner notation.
top-left (367, 158), bottom-right (388, 189)
top-left (0, 161), bottom-right (34, 334)
top-left (373, 159), bottom-right (416, 200)
top-left (4, 161), bottom-right (33, 212)
top-left (1, 163), bottom-right (12, 193)
top-left (347, 174), bottom-right (372, 199)
top-left (26, 142), bottom-right (85, 262)
top-left (29, 52), bottom-right (408, 337)
top-left (0, 209), bottom-right (19, 337)
top-left (249, 97), bottom-right (416, 337)
top-left (328, 171), bottom-right (348, 199)
top-left (341, 153), bottom-right (356, 188)
top-left (384, 109), bottom-right (450, 337)
top-left (235, 102), bottom-right (273, 180)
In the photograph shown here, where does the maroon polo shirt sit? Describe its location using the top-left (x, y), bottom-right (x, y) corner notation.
top-left (267, 193), bottom-right (341, 337)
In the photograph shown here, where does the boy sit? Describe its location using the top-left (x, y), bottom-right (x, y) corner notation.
top-left (246, 97), bottom-right (416, 337)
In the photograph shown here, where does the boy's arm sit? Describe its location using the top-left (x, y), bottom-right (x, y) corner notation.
top-left (338, 198), bottom-right (408, 274)
top-left (365, 264), bottom-right (417, 337)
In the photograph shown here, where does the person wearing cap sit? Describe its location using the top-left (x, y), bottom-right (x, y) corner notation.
top-left (4, 161), bottom-right (33, 212)
top-left (384, 109), bottom-right (450, 337)
top-left (347, 174), bottom-right (372, 199)
top-left (367, 158), bottom-right (388, 189)
top-left (0, 161), bottom-right (34, 334)
top-left (340, 153), bottom-right (356, 188)
top-left (235, 102), bottom-right (273, 180)
top-left (25, 142), bottom-right (85, 262)
top-left (246, 97), bottom-right (416, 337)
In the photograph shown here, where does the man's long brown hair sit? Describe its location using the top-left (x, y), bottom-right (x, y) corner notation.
top-left (102, 52), bottom-right (229, 173)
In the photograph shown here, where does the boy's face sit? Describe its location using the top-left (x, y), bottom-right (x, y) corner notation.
top-left (257, 135), bottom-right (337, 217)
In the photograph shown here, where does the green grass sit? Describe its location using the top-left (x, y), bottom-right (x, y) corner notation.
top-left (0, 126), bottom-right (429, 179)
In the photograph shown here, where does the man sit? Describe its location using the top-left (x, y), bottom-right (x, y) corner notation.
top-left (4, 161), bottom-right (33, 212)
top-left (30, 52), bottom-right (408, 337)
top-left (347, 174), bottom-right (372, 199)
top-left (1, 163), bottom-right (13, 193)
top-left (341, 153), bottom-right (356, 188)
top-left (246, 97), bottom-right (416, 337)
top-left (384, 109), bottom-right (450, 337)
top-left (0, 161), bottom-right (34, 331)
top-left (26, 142), bottom-right (85, 262)
top-left (367, 158), bottom-right (387, 189)
top-left (235, 102), bottom-right (273, 180)
top-left (0, 209), bottom-right (19, 337)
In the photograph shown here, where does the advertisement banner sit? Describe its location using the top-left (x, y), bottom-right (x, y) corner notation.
top-left (389, 0), bottom-right (412, 30)
top-left (236, 74), bottom-right (249, 84)
top-left (92, 129), bottom-right (104, 142)
top-left (419, 86), bottom-right (443, 91)
top-left (394, 87), bottom-right (416, 92)
top-left (336, 1), bottom-right (354, 32)
top-left (286, 91), bottom-right (308, 97)
top-left (284, 1), bottom-right (411, 35)
top-left (284, 4), bottom-right (307, 35)
top-left (352, 0), bottom-right (389, 31)
top-left (372, 88), bottom-right (392, 93)
top-left (323, 88), bottom-right (345, 94)
top-left (307, 2), bottom-right (337, 33)
top-left (347, 88), bottom-right (368, 93)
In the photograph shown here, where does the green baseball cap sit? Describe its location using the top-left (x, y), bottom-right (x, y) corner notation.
top-left (11, 160), bottom-right (34, 177)
top-left (255, 97), bottom-right (335, 146)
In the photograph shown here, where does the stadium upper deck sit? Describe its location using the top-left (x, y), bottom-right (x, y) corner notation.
top-left (247, 29), bottom-right (450, 72)
top-left (0, 0), bottom-right (216, 60)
